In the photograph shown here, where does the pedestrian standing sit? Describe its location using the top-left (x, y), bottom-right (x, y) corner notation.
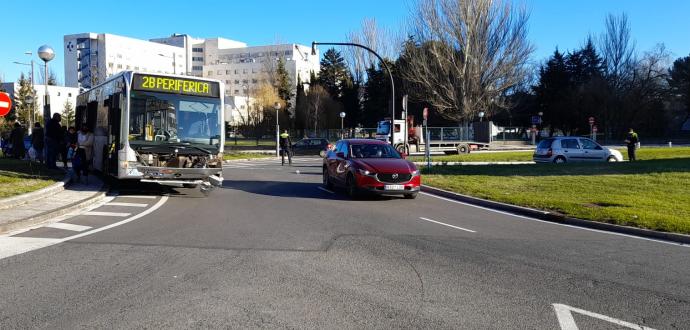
top-left (58, 125), bottom-right (68, 169)
top-left (9, 122), bottom-right (26, 159)
top-left (624, 128), bottom-right (639, 161)
top-left (279, 130), bottom-right (292, 166)
top-left (45, 113), bottom-right (63, 169)
top-left (65, 126), bottom-right (77, 163)
top-left (76, 125), bottom-right (94, 183)
top-left (31, 123), bottom-right (45, 163)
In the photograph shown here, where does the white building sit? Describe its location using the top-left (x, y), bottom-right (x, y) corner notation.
top-left (1, 82), bottom-right (79, 120)
top-left (63, 32), bottom-right (321, 125)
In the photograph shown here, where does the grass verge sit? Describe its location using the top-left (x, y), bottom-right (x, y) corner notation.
top-left (0, 159), bottom-right (65, 199)
top-left (411, 146), bottom-right (690, 163)
top-left (223, 153), bottom-right (274, 161)
top-left (423, 158), bottom-right (690, 234)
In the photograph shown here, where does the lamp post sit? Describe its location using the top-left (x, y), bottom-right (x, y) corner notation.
top-left (478, 111), bottom-right (485, 122)
top-left (13, 55), bottom-right (36, 132)
top-left (339, 111), bottom-right (346, 139)
top-left (311, 41), bottom-right (395, 146)
top-left (38, 45), bottom-right (54, 127)
top-left (274, 102), bottom-right (281, 156)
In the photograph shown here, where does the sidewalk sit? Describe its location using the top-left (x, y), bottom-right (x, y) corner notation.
top-left (0, 167), bottom-right (107, 234)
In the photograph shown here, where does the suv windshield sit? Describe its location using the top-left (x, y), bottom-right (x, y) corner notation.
top-left (350, 144), bottom-right (401, 159)
top-left (128, 91), bottom-right (221, 147)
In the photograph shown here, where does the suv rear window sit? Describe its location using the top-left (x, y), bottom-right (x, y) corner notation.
top-left (537, 139), bottom-right (553, 148)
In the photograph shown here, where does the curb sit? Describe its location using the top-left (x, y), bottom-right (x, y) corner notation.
top-left (224, 156), bottom-right (279, 163)
top-left (0, 174), bottom-right (71, 210)
top-left (421, 185), bottom-right (690, 245)
top-left (0, 183), bottom-right (109, 235)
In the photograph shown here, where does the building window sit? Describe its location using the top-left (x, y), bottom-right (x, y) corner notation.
top-left (208, 71), bottom-right (213, 76)
top-left (226, 70), bottom-right (231, 75)
top-left (242, 79), bottom-right (248, 84)
top-left (252, 79), bottom-right (258, 84)
top-left (57, 92), bottom-right (61, 96)
top-left (234, 69), bottom-right (238, 74)
top-left (108, 63), bottom-right (114, 68)
top-left (217, 70), bottom-right (222, 75)
top-left (117, 54), bottom-right (122, 58)
top-left (68, 93), bottom-right (72, 97)
top-left (192, 65), bottom-right (202, 70)
top-left (235, 89), bottom-right (239, 94)
top-left (252, 68), bottom-right (257, 73)
top-left (134, 66), bottom-right (140, 71)
top-left (193, 47), bottom-right (203, 52)
top-left (192, 56), bottom-right (203, 61)
top-left (243, 69), bottom-right (248, 74)
top-left (117, 64), bottom-right (123, 69)
top-left (234, 80), bottom-right (239, 84)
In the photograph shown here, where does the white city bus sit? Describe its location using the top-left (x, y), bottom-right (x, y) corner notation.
top-left (75, 71), bottom-right (225, 192)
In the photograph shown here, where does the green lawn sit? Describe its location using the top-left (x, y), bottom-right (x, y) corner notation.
top-left (0, 159), bottom-right (64, 199)
top-left (225, 139), bottom-right (276, 147)
top-left (223, 153), bottom-right (274, 161)
top-left (411, 146), bottom-right (690, 163)
top-left (423, 158), bottom-right (690, 234)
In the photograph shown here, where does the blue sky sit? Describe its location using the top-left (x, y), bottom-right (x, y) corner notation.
top-left (1, 0), bottom-right (689, 85)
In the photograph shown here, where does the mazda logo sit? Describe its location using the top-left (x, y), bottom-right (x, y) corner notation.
top-left (392, 173), bottom-right (399, 179)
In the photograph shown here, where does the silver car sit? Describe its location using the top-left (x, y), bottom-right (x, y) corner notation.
top-left (533, 137), bottom-right (624, 163)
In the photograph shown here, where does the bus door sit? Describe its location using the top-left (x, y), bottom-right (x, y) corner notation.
top-left (105, 93), bottom-right (122, 176)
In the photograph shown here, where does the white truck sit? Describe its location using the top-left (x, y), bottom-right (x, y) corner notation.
top-left (375, 116), bottom-right (491, 154)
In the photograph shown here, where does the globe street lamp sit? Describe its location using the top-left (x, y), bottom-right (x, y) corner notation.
top-left (274, 102), bottom-right (281, 156)
top-left (38, 45), bottom-right (55, 162)
top-left (478, 111), bottom-right (485, 122)
top-left (339, 111), bottom-right (346, 139)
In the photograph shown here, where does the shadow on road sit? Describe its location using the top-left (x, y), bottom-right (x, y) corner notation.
top-left (221, 180), bottom-right (350, 200)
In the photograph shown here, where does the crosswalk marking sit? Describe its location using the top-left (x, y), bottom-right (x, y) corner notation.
top-left (84, 211), bottom-right (131, 217)
top-left (118, 195), bottom-right (157, 199)
top-left (106, 202), bottom-right (149, 207)
top-left (44, 222), bottom-right (93, 232)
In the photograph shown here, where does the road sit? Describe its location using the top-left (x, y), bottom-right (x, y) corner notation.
top-left (0, 157), bottom-right (688, 329)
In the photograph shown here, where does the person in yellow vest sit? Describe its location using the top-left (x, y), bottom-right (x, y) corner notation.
top-left (624, 128), bottom-right (639, 161)
top-left (279, 130), bottom-right (292, 166)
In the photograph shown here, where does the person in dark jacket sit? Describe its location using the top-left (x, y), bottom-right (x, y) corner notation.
top-left (45, 113), bottom-right (63, 169)
top-left (624, 128), bottom-right (640, 161)
top-left (31, 122), bottom-right (45, 163)
top-left (279, 130), bottom-right (292, 166)
top-left (58, 125), bottom-right (68, 169)
top-left (9, 122), bottom-right (26, 159)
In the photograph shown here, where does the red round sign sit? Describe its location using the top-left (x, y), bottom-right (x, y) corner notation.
top-left (423, 107), bottom-right (429, 120)
top-left (588, 116), bottom-right (595, 125)
top-left (0, 92), bottom-right (11, 117)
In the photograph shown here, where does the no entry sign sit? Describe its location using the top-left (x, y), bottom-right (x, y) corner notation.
top-left (0, 92), bottom-right (11, 117)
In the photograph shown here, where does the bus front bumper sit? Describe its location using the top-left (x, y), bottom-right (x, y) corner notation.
top-left (137, 166), bottom-right (224, 187)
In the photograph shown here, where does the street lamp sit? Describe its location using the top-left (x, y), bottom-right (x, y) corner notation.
top-left (339, 111), bottom-right (346, 139)
top-left (38, 45), bottom-right (54, 127)
top-left (13, 54), bottom-right (36, 132)
top-left (274, 102), bottom-right (281, 156)
top-left (311, 41), bottom-right (396, 146)
top-left (158, 52), bottom-right (176, 74)
top-left (478, 111), bottom-right (485, 122)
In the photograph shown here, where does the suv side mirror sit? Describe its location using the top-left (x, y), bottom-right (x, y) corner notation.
top-left (336, 152), bottom-right (345, 158)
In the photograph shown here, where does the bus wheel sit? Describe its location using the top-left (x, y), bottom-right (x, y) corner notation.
top-left (395, 144), bottom-right (408, 155)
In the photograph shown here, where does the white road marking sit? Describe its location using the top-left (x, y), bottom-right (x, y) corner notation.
top-left (106, 202), bottom-right (148, 208)
top-left (553, 303), bottom-right (656, 330)
top-left (420, 192), bottom-right (689, 247)
top-left (418, 217), bottom-right (476, 233)
top-left (44, 222), bottom-right (92, 232)
top-left (83, 211), bottom-right (131, 217)
top-left (118, 195), bottom-right (156, 199)
top-left (317, 187), bottom-right (335, 194)
top-left (0, 196), bottom-right (168, 260)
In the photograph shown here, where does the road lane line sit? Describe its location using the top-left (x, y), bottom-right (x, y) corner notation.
top-left (118, 195), bottom-right (156, 199)
top-left (420, 192), bottom-right (688, 247)
top-left (106, 202), bottom-right (148, 207)
top-left (83, 211), bottom-right (131, 217)
top-left (553, 303), bottom-right (656, 330)
top-left (317, 187), bottom-right (335, 194)
top-left (419, 217), bottom-right (476, 233)
top-left (44, 223), bottom-right (92, 232)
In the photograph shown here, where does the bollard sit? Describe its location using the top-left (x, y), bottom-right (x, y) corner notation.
top-left (668, 141), bottom-right (672, 148)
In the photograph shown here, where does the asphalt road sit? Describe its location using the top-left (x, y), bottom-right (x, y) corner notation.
top-left (0, 157), bottom-right (688, 329)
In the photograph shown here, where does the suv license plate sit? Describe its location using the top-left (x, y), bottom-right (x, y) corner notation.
top-left (385, 185), bottom-right (405, 190)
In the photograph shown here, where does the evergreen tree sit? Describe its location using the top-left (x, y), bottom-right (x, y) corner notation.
top-left (318, 48), bottom-right (350, 98)
top-left (275, 57), bottom-right (292, 109)
top-left (62, 99), bottom-right (75, 127)
top-left (668, 54), bottom-right (690, 114)
top-left (15, 73), bottom-right (37, 125)
top-left (361, 60), bottom-right (397, 127)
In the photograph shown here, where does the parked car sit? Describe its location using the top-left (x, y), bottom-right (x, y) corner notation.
top-left (292, 138), bottom-right (330, 156)
top-left (533, 137), bottom-right (624, 163)
top-left (323, 139), bottom-right (421, 199)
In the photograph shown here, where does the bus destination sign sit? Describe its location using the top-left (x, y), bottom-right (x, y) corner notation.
top-left (132, 74), bottom-right (220, 98)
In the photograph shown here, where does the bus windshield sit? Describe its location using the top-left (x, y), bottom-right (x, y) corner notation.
top-left (128, 91), bottom-right (221, 147)
top-left (377, 121), bottom-right (390, 135)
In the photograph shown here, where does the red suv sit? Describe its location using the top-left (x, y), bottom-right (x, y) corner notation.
top-left (323, 139), bottom-right (421, 199)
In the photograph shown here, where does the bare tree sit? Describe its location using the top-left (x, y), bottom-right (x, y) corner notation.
top-left (306, 84), bottom-right (328, 132)
top-left (345, 18), bottom-right (403, 83)
top-left (600, 13), bottom-right (636, 88)
top-left (401, 0), bottom-right (534, 121)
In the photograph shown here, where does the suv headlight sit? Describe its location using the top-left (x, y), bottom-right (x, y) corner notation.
top-left (411, 170), bottom-right (420, 176)
top-left (358, 169), bottom-right (375, 176)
